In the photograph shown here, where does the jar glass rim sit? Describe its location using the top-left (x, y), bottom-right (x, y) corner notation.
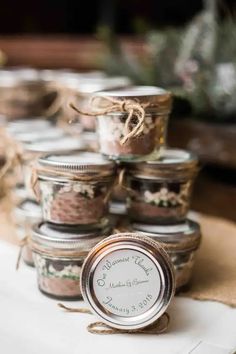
top-left (126, 149), bottom-right (198, 169)
top-left (38, 151), bottom-right (116, 174)
top-left (32, 221), bottom-right (111, 250)
top-left (95, 86), bottom-right (169, 97)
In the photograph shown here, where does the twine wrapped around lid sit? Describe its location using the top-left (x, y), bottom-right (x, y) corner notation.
top-left (58, 303), bottom-right (170, 335)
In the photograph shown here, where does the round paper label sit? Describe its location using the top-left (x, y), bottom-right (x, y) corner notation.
top-left (92, 249), bottom-right (161, 317)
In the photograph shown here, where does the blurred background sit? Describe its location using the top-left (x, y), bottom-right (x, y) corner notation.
top-left (0, 0), bottom-right (236, 221)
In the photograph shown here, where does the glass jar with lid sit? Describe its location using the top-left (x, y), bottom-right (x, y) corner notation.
top-left (31, 221), bottom-right (112, 300)
top-left (36, 152), bottom-right (116, 226)
top-left (94, 86), bottom-right (172, 160)
top-left (125, 149), bottom-right (199, 224)
top-left (131, 220), bottom-right (201, 291)
top-left (0, 69), bottom-right (49, 119)
top-left (81, 232), bottom-right (175, 330)
top-left (14, 199), bottom-right (42, 266)
top-left (22, 135), bottom-right (85, 200)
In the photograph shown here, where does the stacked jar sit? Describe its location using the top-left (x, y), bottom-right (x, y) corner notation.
top-left (88, 86), bottom-right (201, 292)
top-left (9, 83), bottom-right (201, 301)
top-left (10, 121), bottom-right (84, 268)
top-left (31, 152), bottom-right (116, 300)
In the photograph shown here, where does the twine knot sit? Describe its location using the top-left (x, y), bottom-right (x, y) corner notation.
top-left (70, 96), bottom-right (150, 145)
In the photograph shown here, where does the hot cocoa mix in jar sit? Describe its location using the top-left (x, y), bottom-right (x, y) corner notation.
top-left (31, 221), bottom-right (111, 300)
top-left (125, 149), bottom-right (199, 224)
top-left (94, 86), bottom-right (172, 160)
top-left (36, 152), bottom-right (116, 226)
top-left (131, 220), bottom-right (201, 291)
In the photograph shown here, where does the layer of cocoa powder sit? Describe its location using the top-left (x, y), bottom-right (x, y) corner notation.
top-left (49, 193), bottom-right (107, 224)
top-left (38, 276), bottom-right (81, 297)
top-left (128, 200), bottom-right (187, 222)
top-left (100, 128), bottom-right (158, 157)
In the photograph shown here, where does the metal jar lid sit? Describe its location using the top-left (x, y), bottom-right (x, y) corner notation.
top-left (38, 152), bottom-right (116, 177)
top-left (126, 149), bottom-right (198, 179)
top-left (81, 232), bottom-right (175, 330)
top-left (31, 221), bottom-right (111, 253)
top-left (75, 76), bottom-right (131, 94)
top-left (15, 127), bottom-right (65, 143)
top-left (132, 219), bottom-right (201, 252)
top-left (93, 86), bottom-right (172, 115)
top-left (7, 118), bottom-right (51, 135)
top-left (14, 199), bottom-right (42, 224)
top-left (24, 135), bottom-right (85, 154)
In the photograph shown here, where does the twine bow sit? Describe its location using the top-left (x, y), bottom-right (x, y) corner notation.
top-left (70, 96), bottom-right (150, 145)
top-left (58, 303), bottom-right (170, 335)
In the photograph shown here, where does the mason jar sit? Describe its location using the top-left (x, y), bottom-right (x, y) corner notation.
top-left (125, 149), bottom-right (199, 224)
top-left (36, 152), bottom-right (116, 226)
top-left (14, 199), bottom-right (42, 266)
top-left (81, 232), bottom-right (175, 330)
top-left (22, 135), bottom-right (85, 200)
top-left (94, 86), bottom-right (172, 160)
top-left (31, 221), bottom-right (111, 300)
top-left (0, 69), bottom-right (50, 119)
top-left (131, 219), bottom-right (201, 291)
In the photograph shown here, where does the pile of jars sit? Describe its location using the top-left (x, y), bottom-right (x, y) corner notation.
top-left (1, 68), bottom-right (201, 302)
top-left (0, 69), bottom-right (130, 300)
top-left (91, 86), bottom-right (201, 293)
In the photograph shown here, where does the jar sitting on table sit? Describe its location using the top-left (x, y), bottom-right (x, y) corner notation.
top-left (93, 86), bottom-right (172, 161)
top-left (31, 221), bottom-right (112, 300)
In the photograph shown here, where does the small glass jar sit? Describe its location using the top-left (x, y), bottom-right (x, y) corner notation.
top-left (95, 86), bottom-right (172, 160)
top-left (22, 135), bottom-right (85, 200)
top-left (37, 152), bottom-right (116, 226)
top-left (131, 220), bottom-right (201, 291)
top-left (81, 232), bottom-right (175, 330)
top-left (0, 70), bottom-right (49, 119)
top-left (14, 199), bottom-right (42, 266)
top-left (31, 221), bottom-right (111, 300)
top-left (125, 149), bottom-right (199, 224)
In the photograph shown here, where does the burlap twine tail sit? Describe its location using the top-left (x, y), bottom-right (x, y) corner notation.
top-left (58, 303), bottom-right (170, 335)
top-left (116, 168), bottom-right (137, 196)
top-left (15, 236), bottom-right (29, 271)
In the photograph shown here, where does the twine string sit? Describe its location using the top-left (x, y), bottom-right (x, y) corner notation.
top-left (16, 236), bottom-right (29, 271)
top-left (30, 163), bottom-right (114, 201)
top-left (70, 96), bottom-right (149, 145)
top-left (87, 313), bottom-right (170, 335)
top-left (58, 303), bottom-right (92, 314)
top-left (58, 303), bottom-right (170, 335)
